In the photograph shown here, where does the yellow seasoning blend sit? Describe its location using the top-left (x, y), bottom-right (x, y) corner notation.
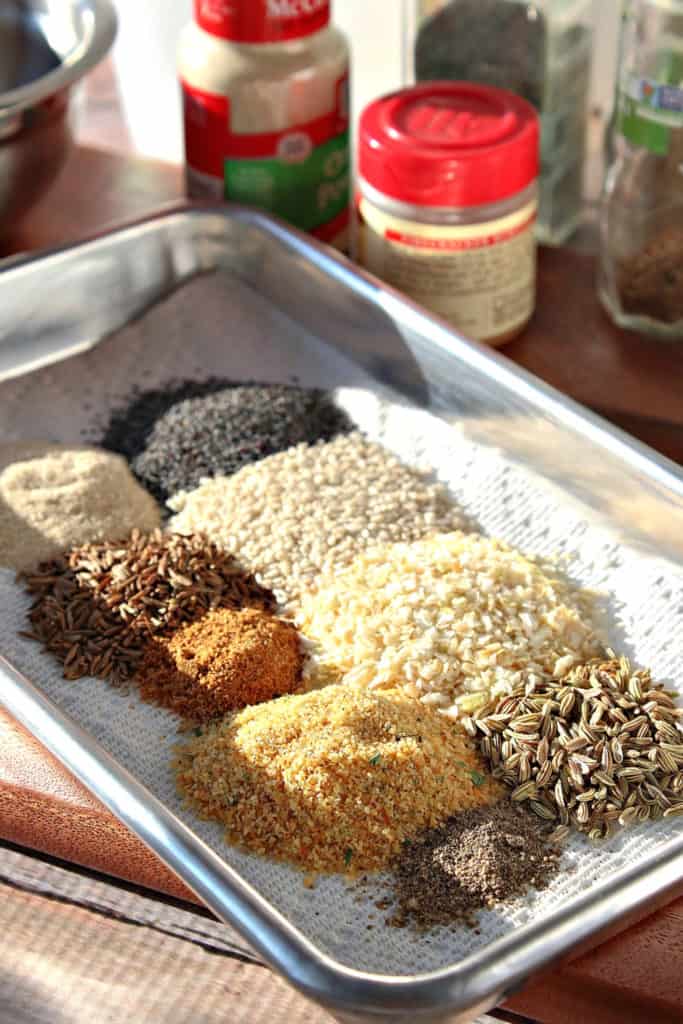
top-left (179, 0), bottom-right (350, 250)
top-left (357, 83), bottom-right (539, 346)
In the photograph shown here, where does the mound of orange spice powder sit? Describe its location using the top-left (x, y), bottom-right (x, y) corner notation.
top-left (136, 607), bottom-right (303, 721)
top-left (174, 684), bottom-right (501, 874)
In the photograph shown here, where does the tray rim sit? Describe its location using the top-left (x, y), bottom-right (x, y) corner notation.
top-left (1, 204), bottom-right (683, 1021)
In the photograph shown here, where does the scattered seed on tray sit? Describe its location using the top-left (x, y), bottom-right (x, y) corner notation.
top-left (386, 801), bottom-right (562, 930)
top-left (297, 532), bottom-right (603, 712)
top-left (136, 606), bottom-right (303, 721)
top-left (98, 377), bottom-right (239, 460)
top-left (126, 384), bottom-right (354, 502)
top-left (174, 684), bottom-right (501, 874)
top-left (169, 432), bottom-right (466, 609)
top-left (466, 655), bottom-right (683, 839)
top-left (20, 530), bottom-right (274, 685)
top-left (0, 442), bottom-right (160, 572)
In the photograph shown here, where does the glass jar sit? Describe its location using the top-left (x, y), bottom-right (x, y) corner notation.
top-left (404, 0), bottom-right (592, 245)
top-left (599, 0), bottom-right (683, 338)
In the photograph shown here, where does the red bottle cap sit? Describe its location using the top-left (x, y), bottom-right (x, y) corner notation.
top-left (195, 0), bottom-right (330, 44)
top-left (359, 82), bottom-right (539, 208)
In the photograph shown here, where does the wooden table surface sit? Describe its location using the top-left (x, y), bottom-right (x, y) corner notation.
top-left (2, 63), bottom-right (683, 1024)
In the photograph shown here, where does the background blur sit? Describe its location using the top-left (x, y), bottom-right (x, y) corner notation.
top-left (95, 0), bottom-right (621, 173)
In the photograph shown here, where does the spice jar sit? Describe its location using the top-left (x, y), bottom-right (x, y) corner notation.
top-left (178, 0), bottom-right (350, 250)
top-left (599, 0), bottom-right (683, 338)
top-left (404, 0), bottom-right (593, 246)
top-left (356, 82), bottom-right (539, 347)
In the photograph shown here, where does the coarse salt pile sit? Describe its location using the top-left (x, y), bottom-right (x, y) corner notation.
top-left (297, 532), bottom-right (603, 713)
top-left (168, 432), bottom-right (466, 609)
top-left (174, 684), bottom-right (500, 874)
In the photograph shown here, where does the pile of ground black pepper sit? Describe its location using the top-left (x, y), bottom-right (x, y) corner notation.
top-left (102, 382), bottom-right (354, 503)
top-left (386, 802), bottom-right (562, 930)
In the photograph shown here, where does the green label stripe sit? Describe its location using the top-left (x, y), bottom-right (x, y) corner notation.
top-left (618, 95), bottom-right (677, 155)
top-left (224, 131), bottom-right (349, 232)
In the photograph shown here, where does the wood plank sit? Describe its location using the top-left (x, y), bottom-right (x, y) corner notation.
top-left (0, 844), bottom-right (513, 1024)
top-left (0, 884), bottom-right (333, 1024)
top-left (0, 842), bottom-right (254, 961)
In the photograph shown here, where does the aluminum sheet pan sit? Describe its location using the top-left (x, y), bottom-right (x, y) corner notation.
top-left (1, 205), bottom-right (682, 1024)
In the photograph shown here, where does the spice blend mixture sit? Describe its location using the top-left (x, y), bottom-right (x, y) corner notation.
top-left (128, 384), bottom-right (353, 502)
top-left (21, 530), bottom-right (274, 685)
top-left (174, 684), bottom-right (501, 874)
top-left (466, 656), bottom-right (683, 839)
top-left (137, 606), bottom-right (303, 721)
top-left (298, 532), bottom-right (602, 712)
top-left (0, 443), bottom-right (160, 572)
top-left (11, 372), bottom-right (672, 928)
top-left (387, 801), bottom-right (562, 930)
top-left (169, 433), bottom-right (465, 608)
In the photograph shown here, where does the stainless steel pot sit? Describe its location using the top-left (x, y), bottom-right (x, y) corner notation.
top-left (0, 0), bottom-right (117, 233)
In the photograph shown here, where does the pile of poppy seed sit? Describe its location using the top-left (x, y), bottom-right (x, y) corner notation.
top-left (99, 380), bottom-right (354, 502)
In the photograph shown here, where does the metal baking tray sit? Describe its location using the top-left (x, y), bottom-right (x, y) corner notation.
top-left (1, 205), bottom-right (683, 1024)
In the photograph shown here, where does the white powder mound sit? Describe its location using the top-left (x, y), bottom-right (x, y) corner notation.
top-left (0, 442), bottom-right (161, 572)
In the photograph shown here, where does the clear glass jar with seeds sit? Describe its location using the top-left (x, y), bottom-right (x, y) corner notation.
top-left (403, 0), bottom-right (593, 243)
top-left (599, 0), bottom-right (683, 337)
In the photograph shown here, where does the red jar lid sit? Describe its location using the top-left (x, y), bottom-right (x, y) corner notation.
top-left (359, 82), bottom-right (539, 208)
top-left (194, 0), bottom-right (330, 44)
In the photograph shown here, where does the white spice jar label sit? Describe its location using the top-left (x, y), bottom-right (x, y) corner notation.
top-left (358, 198), bottom-right (537, 344)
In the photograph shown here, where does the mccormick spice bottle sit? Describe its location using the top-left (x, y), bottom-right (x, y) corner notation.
top-left (356, 82), bottom-right (539, 347)
top-left (178, 0), bottom-right (350, 251)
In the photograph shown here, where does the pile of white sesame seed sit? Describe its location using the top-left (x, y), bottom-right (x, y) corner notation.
top-left (168, 432), bottom-right (466, 609)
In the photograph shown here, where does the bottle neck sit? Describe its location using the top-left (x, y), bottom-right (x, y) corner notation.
top-left (194, 0), bottom-right (330, 44)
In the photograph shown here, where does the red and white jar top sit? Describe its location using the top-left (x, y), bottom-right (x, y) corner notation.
top-left (194, 0), bottom-right (330, 44)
